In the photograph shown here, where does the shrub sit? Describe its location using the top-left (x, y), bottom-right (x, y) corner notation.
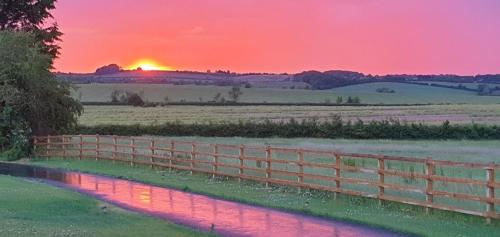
top-left (72, 118), bottom-right (500, 140)
top-left (376, 88), bottom-right (396, 93)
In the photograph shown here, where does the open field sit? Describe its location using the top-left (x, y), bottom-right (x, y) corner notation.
top-left (137, 136), bottom-right (500, 164)
top-left (26, 157), bottom-right (500, 237)
top-left (73, 83), bottom-right (500, 104)
top-left (79, 104), bottom-right (500, 125)
top-left (0, 175), bottom-right (211, 237)
top-left (419, 81), bottom-right (500, 90)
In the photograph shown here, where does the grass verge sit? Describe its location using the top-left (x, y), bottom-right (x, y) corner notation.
top-left (0, 174), bottom-right (213, 237)
top-left (24, 158), bottom-right (500, 237)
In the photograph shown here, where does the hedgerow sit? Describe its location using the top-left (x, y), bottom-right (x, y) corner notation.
top-left (72, 118), bottom-right (500, 140)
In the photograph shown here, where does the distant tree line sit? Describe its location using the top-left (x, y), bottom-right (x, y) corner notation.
top-left (95, 64), bottom-right (122, 75)
top-left (58, 66), bottom-right (500, 91)
top-left (293, 70), bottom-right (369, 90)
top-left (293, 71), bottom-right (500, 90)
top-left (477, 84), bottom-right (500, 96)
top-left (74, 118), bottom-right (500, 140)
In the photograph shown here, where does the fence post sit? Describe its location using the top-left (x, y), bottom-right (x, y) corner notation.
top-left (265, 146), bottom-right (272, 188)
top-left (485, 163), bottom-right (495, 224)
top-left (190, 143), bottom-right (196, 175)
top-left (334, 153), bottom-right (341, 200)
top-left (150, 139), bottom-right (155, 169)
top-left (169, 141), bottom-right (175, 172)
top-left (62, 135), bottom-right (66, 160)
top-left (297, 149), bottom-right (304, 193)
top-left (33, 137), bottom-right (38, 158)
top-left (212, 144), bottom-right (219, 178)
top-left (425, 158), bottom-right (434, 215)
top-left (46, 136), bottom-right (51, 160)
top-left (95, 134), bottom-right (100, 160)
top-left (378, 156), bottom-right (385, 205)
top-left (112, 136), bottom-right (117, 164)
top-left (79, 134), bottom-right (83, 160)
top-left (130, 138), bottom-right (135, 167)
top-left (239, 145), bottom-right (245, 182)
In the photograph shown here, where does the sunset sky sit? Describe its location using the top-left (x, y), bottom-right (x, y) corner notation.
top-left (53, 0), bottom-right (500, 75)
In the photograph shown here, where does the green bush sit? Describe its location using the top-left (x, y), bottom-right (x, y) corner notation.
top-left (0, 146), bottom-right (27, 161)
top-left (72, 118), bottom-right (500, 140)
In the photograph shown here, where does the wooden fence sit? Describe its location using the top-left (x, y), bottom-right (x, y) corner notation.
top-left (33, 135), bottom-right (499, 223)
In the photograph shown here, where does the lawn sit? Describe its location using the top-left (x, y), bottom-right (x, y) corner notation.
top-left (79, 104), bottom-right (500, 125)
top-left (24, 158), bottom-right (500, 237)
top-left (0, 175), bottom-right (212, 237)
top-left (73, 83), bottom-right (500, 104)
top-left (56, 136), bottom-right (499, 217)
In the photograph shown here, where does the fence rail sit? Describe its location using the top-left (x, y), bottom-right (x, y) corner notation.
top-left (33, 134), bottom-right (499, 223)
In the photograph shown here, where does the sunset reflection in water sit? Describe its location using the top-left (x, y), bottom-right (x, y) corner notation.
top-left (32, 169), bottom-right (403, 237)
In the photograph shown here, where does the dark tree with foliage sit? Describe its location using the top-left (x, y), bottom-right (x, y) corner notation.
top-left (0, 31), bottom-right (82, 159)
top-left (125, 92), bottom-right (145, 107)
top-left (0, 0), bottom-right (62, 63)
top-left (0, 1), bottom-right (82, 160)
top-left (336, 96), bottom-right (343, 104)
top-left (228, 86), bottom-right (243, 102)
top-left (96, 64), bottom-right (122, 75)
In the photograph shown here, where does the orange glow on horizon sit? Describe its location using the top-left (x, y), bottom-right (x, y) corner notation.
top-left (127, 59), bottom-right (172, 71)
top-left (54, 1), bottom-right (500, 75)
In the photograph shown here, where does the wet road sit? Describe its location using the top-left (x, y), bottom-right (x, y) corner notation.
top-left (0, 163), bottom-right (406, 237)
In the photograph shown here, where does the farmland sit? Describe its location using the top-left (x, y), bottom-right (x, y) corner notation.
top-left (73, 82), bottom-right (500, 104)
top-left (79, 104), bottom-right (500, 125)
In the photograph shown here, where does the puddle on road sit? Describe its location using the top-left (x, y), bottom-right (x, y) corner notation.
top-left (0, 163), bottom-right (407, 237)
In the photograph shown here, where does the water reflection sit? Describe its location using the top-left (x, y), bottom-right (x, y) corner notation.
top-left (2, 163), bottom-right (404, 237)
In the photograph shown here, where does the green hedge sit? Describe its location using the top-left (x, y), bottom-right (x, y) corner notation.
top-left (72, 119), bottom-right (500, 140)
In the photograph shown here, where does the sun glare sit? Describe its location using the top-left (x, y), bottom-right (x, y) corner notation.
top-left (127, 59), bottom-right (172, 71)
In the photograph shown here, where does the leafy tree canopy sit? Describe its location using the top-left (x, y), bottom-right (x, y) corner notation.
top-left (0, 31), bottom-right (82, 159)
top-left (96, 64), bottom-right (122, 75)
top-left (0, 0), bottom-right (61, 62)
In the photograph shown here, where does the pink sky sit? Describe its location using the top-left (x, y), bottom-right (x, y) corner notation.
top-left (53, 0), bottom-right (500, 75)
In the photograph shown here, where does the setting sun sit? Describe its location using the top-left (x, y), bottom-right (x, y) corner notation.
top-left (127, 59), bottom-right (172, 71)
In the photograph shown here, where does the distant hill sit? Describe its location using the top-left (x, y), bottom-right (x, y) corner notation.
top-left (56, 66), bottom-right (500, 92)
top-left (57, 69), bottom-right (304, 88)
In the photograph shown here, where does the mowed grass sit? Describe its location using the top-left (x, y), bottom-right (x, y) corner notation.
top-left (26, 158), bottom-right (500, 237)
top-left (80, 104), bottom-right (500, 125)
top-left (66, 136), bottom-right (500, 215)
top-left (0, 175), bottom-right (212, 237)
top-left (74, 82), bottom-right (500, 104)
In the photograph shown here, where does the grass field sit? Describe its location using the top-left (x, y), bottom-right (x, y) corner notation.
top-left (419, 81), bottom-right (500, 90)
top-left (0, 175), bottom-right (211, 237)
top-left (73, 82), bottom-right (500, 104)
top-left (139, 136), bottom-right (500, 164)
top-left (79, 104), bottom-right (500, 125)
top-left (25, 157), bottom-right (500, 237)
